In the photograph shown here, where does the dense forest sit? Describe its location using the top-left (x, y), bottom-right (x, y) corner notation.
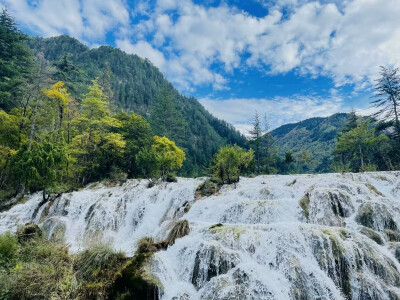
top-left (0, 9), bottom-right (247, 204)
top-left (26, 35), bottom-right (247, 176)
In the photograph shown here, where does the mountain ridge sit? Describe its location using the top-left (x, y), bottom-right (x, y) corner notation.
top-left (27, 35), bottom-right (246, 175)
top-left (270, 113), bottom-right (349, 172)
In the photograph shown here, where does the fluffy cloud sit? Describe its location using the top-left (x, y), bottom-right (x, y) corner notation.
top-left (3, 0), bottom-right (400, 90)
top-left (1, 0), bottom-right (130, 42)
top-left (116, 39), bottom-right (166, 69)
top-left (2, 0), bottom-right (400, 129)
top-left (200, 94), bottom-right (345, 133)
top-left (121, 0), bottom-right (400, 90)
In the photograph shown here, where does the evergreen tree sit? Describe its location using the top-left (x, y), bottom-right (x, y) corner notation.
top-left (69, 79), bottom-right (121, 183)
top-left (98, 62), bottom-right (114, 103)
top-left (341, 110), bottom-right (358, 133)
top-left (261, 114), bottom-right (277, 174)
top-left (334, 119), bottom-right (388, 172)
top-left (117, 112), bottom-right (153, 177)
top-left (248, 111), bottom-right (262, 174)
top-left (150, 88), bottom-right (187, 145)
top-left (372, 66), bottom-right (400, 138)
top-left (0, 8), bottom-right (35, 111)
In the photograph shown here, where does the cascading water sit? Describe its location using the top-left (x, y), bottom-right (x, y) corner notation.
top-left (1, 172), bottom-right (400, 299)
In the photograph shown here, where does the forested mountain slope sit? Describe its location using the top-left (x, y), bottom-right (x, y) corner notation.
top-left (270, 113), bottom-right (349, 172)
top-left (27, 35), bottom-right (246, 175)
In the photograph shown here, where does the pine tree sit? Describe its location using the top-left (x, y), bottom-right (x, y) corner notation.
top-left (248, 111), bottom-right (262, 174)
top-left (341, 110), bottom-right (358, 133)
top-left (150, 88), bottom-right (187, 145)
top-left (335, 119), bottom-right (388, 172)
top-left (0, 8), bottom-right (35, 111)
top-left (98, 62), bottom-right (114, 103)
top-left (261, 114), bottom-right (277, 174)
top-left (372, 66), bottom-right (400, 137)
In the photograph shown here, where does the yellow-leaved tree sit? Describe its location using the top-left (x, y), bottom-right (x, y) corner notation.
top-left (69, 79), bottom-right (125, 184)
top-left (136, 135), bottom-right (185, 181)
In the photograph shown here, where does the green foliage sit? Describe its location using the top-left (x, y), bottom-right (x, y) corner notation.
top-left (150, 88), bottom-right (187, 145)
top-left (333, 119), bottom-right (389, 172)
top-left (136, 136), bottom-right (185, 181)
top-left (0, 8), bottom-right (35, 111)
top-left (27, 35), bottom-right (246, 176)
top-left (0, 230), bottom-right (142, 300)
top-left (117, 112), bottom-right (153, 177)
top-left (211, 145), bottom-right (254, 184)
top-left (0, 233), bottom-right (18, 268)
top-left (11, 138), bottom-right (67, 197)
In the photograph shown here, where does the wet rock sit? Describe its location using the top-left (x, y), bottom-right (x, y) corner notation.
top-left (17, 222), bottom-right (42, 242)
top-left (360, 226), bottom-right (384, 245)
top-left (356, 202), bottom-right (397, 233)
top-left (165, 220), bottom-right (190, 246)
top-left (385, 229), bottom-right (400, 242)
top-left (305, 188), bottom-right (354, 226)
top-left (191, 244), bottom-right (239, 289)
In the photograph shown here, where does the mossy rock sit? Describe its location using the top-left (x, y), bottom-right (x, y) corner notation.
top-left (365, 183), bottom-right (384, 196)
top-left (165, 220), bottom-right (190, 246)
top-left (299, 193), bottom-right (310, 220)
top-left (360, 227), bottom-right (384, 245)
top-left (196, 179), bottom-right (219, 198)
top-left (385, 229), bottom-right (400, 242)
top-left (111, 253), bottom-right (162, 300)
top-left (356, 202), bottom-right (397, 232)
top-left (17, 223), bottom-right (42, 243)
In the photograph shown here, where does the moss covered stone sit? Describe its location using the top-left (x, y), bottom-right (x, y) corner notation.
top-left (299, 193), bottom-right (310, 221)
top-left (360, 227), bottom-right (384, 245)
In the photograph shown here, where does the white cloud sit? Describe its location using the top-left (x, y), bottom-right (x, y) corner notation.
top-left (1, 0), bottom-right (130, 42)
top-left (199, 95), bottom-right (347, 133)
top-left (116, 39), bottom-right (166, 69)
top-left (3, 0), bottom-right (400, 100)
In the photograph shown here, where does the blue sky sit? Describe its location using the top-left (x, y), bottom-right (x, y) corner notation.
top-left (2, 0), bottom-right (400, 132)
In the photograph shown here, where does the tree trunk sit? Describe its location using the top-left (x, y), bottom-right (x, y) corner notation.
top-left (359, 143), bottom-right (364, 172)
top-left (0, 151), bottom-right (10, 189)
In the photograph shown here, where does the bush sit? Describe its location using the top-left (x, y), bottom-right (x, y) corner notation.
top-left (211, 145), bottom-right (254, 184)
top-left (364, 164), bottom-right (378, 172)
top-left (0, 234), bottom-right (72, 300)
top-left (0, 233), bottom-right (18, 268)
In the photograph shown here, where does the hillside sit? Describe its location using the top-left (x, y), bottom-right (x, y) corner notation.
top-left (271, 113), bottom-right (349, 172)
top-left (1, 172), bottom-right (400, 299)
top-left (27, 35), bottom-right (246, 175)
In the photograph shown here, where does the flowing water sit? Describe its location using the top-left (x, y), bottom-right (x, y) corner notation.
top-left (1, 172), bottom-right (400, 299)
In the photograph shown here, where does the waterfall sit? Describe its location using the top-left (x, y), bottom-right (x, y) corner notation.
top-left (1, 172), bottom-right (400, 299)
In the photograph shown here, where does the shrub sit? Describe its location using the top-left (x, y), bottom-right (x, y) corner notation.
top-left (0, 233), bottom-right (18, 268)
top-left (211, 145), bottom-right (254, 184)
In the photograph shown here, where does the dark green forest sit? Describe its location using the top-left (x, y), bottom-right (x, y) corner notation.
top-left (26, 35), bottom-right (247, 176)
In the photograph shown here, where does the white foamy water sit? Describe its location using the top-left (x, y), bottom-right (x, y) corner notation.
top-left (1, 172), bottom-right (400, 299)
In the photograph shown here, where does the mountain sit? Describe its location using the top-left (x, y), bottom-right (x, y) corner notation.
top-left (1, 172), bottom-right (400, 299)
top-left (27, 35), bottom-right (246, 176)
top-left (271, 113), bottom-right (349, 172)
